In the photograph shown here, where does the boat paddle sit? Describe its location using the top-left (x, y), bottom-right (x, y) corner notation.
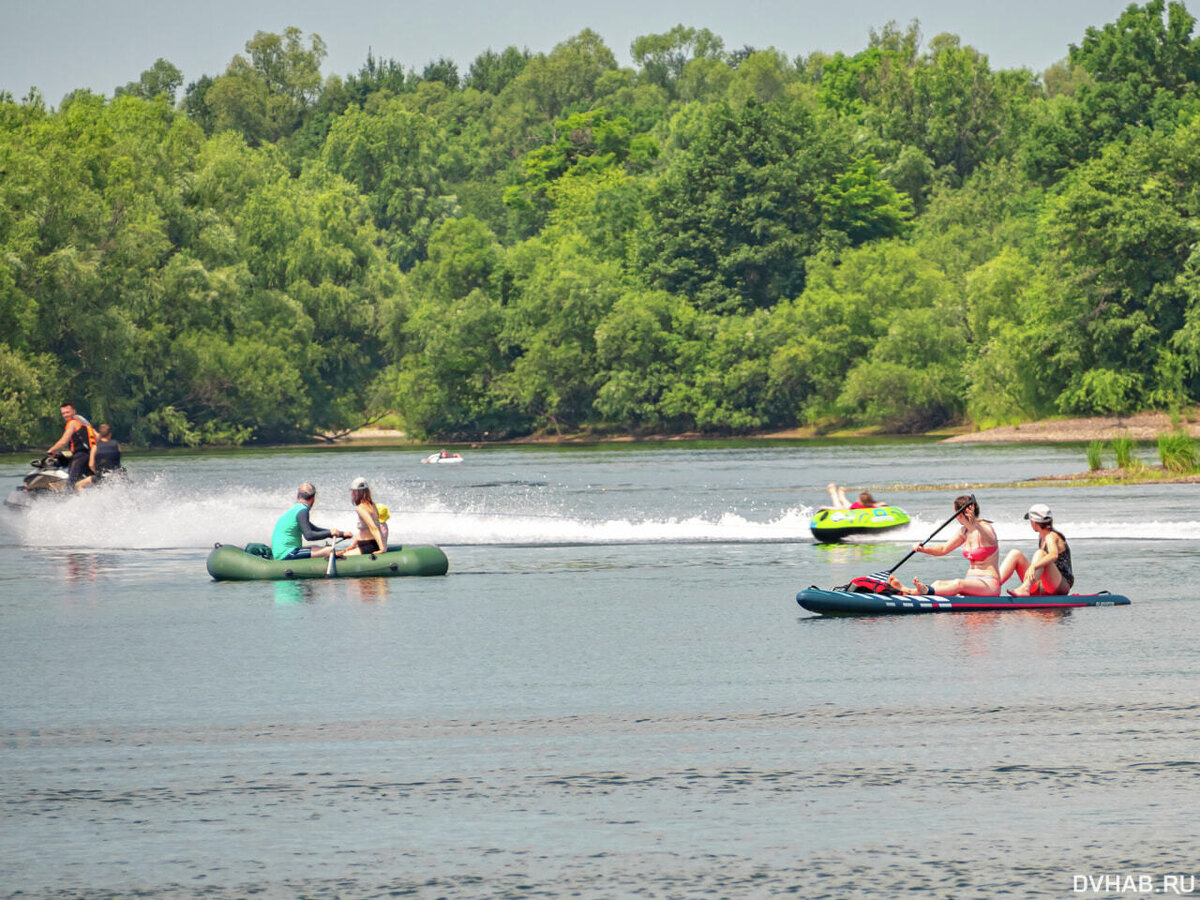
top-left (851, 495), bottom-right (976, 590)
top-left (326, 535), bottom-right (347, 578)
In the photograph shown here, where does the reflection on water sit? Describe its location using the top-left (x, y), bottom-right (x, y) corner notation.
top-left (272, 577), bottom-right (390, 604)
top-left (273, 580), bottom-right (314, 604)
top-left (813, 542), bottom-right (891, 562)
top-left (64, 552), bottom-right (101, 584)
top-left (350, 577), bottom-right (389, 603)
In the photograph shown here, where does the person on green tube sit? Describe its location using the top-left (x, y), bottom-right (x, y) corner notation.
top-left (824, 483), bottom-right (884, 510)
top-left (271, 482), bottom-right (351, 561)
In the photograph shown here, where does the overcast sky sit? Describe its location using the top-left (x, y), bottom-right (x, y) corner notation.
top-left (1, 0), bottom-right (1149, 106)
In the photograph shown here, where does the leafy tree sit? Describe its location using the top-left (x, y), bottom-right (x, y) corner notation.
top-left (593, 289), bottom-right (697, 428)
top-left (202, 28), bottom-right (327, 145)
top-left (676, 57), bottom-right (735, 103)
top-left (115, 58), bottom-right (184, 103)
top-left (345, 53), bottom-right (414, 106)
top-left (960, 250), bottom-right (1063, 424)
top-left (631, 25), bottom-right (726, 99)
top-left (1041, 58), bottom-right (1093, 98)
top-left (381, 286), bottom-right (515, 439)
top-left (493, 29), bottom-right (619, 156)
top-left (320, 99), bottom-right (457, 268)
top-left (0, 346), bottom-right (63, 449)
top-left (658, 309), bottom-right (777, 431)
top-left (421, 57), bottom-right (461, 89)
top-left (181, 75), bottom-right (216, 132)
top-left (163, 333), bottom-right (306, 444)
top-left (819, 155), bottom-right (913, 245)
top-left (379, 216), bottom-right (514, 437)
top-left (504, 107), bottom-right (657, 234)
top-left (763, 242), bottom-right (951, 425)
top-left (410, 215), bottom-right (504, 301)
top-left (499, 233), bottom-right (625, 431)
top-left (815, 22), bottom-right (921, 115)
top-left (640, 98), bottom-right (848, 313)
top-left (908, 34), bottom-right (1031, 178)
top-left (726, 50), bottom-right (796, 104)
top-left (1044, 122), bottom-right (1200, 413)
top-left (466, 47), bottom-right (532, 94)
top-left (245, 27), bottom-right (327, 106)
top-left (1070, 0), bottom-right (1200, 138)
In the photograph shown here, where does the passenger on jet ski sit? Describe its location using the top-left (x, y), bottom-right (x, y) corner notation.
top-left (46, 403), bottom-right (97, 490)
top-left (78, 424), bottom-right (124, 489)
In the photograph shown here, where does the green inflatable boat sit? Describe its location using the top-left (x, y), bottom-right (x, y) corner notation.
top-left (206, 543), bottom-right (449, 581)
top-left (809, 506), bottom-right (910, 542)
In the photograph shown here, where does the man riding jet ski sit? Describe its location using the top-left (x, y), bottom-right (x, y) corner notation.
top-left (4, 405), bottom-right (125, 510)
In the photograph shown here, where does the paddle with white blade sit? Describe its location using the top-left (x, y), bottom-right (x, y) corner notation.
top-left (326, 535), bottom-right (349, 577)
top-left (846, 495), bottom-right (976, 592)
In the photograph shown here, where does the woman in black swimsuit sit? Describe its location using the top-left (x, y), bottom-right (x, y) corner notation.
top-left (999, 503), bottom-right (1074, 596)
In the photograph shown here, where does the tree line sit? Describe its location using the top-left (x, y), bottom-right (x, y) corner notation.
top-left (3, 3), bottom-right (1200, 449)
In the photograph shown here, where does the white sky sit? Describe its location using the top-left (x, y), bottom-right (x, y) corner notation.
top-left (1, 0), bottom-right (1148, 106)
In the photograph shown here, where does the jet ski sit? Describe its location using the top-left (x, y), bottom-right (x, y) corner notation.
top-left (4, 453), bottom-right (74, 510)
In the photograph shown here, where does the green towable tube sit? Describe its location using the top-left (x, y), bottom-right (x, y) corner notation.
top-left (809, 506), bottom-right (910, 542)
top-left (206, 543), bottom-right (449, 581)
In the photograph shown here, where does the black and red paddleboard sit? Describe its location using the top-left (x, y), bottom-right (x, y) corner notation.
top-left (796, 588), bottom-right (1131, 617)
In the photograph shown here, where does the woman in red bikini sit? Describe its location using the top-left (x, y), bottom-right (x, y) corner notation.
top-left (888, 494), bottom-right (1001, 596)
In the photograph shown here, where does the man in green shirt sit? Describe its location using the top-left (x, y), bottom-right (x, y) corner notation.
top-left (271, 482), bottom-right (351, 561)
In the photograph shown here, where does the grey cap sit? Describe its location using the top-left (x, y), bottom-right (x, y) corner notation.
top-left (351, 476), bottom-right (368, 491)
top-left (1024, 503), bottom-right (1052, 524)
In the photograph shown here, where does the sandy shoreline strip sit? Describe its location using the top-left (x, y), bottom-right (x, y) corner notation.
top-left (939, 412), bottom-right (1200, 443)
top-left (344, 412), bottom-right (1197, 446)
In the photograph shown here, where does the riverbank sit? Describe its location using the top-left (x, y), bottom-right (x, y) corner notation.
top-left (883, 466), bottom-right (1200, 492)
top-left (342, 411), bottom-right (1199, 446)
top-left (11, 412), bottom-right (1190, 457)
top-left (938, 411), bottom-right (1200, 443)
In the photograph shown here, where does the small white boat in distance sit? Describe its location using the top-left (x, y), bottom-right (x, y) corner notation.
top-left (421, 450), bottom-right (464, 464)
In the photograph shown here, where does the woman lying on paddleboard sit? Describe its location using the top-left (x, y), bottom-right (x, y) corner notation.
top-left (888, 494), bottom-right (1000, 596)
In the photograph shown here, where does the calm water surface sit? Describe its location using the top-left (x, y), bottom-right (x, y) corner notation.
top-left (1, 441), bottom-right (1196, 898)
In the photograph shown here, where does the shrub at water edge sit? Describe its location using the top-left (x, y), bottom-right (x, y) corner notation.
top-left (1157, 431), bottom-right (1198, 474)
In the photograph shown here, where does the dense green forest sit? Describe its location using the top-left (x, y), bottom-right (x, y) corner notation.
top-left (4, 2), bottom-right (1200, 448)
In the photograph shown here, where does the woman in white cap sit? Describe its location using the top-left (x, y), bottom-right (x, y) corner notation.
top-left (343, 477), bottom-right (388, 556)
top-left (999, 504), bottom-right (1074, 596)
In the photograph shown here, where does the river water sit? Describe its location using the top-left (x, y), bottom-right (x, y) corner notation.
top-left (1, 441), bottom-right (1196, 898)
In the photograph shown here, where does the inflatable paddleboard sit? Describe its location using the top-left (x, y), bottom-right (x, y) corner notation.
top-left (796, 587), bottom-right (1131, 617)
